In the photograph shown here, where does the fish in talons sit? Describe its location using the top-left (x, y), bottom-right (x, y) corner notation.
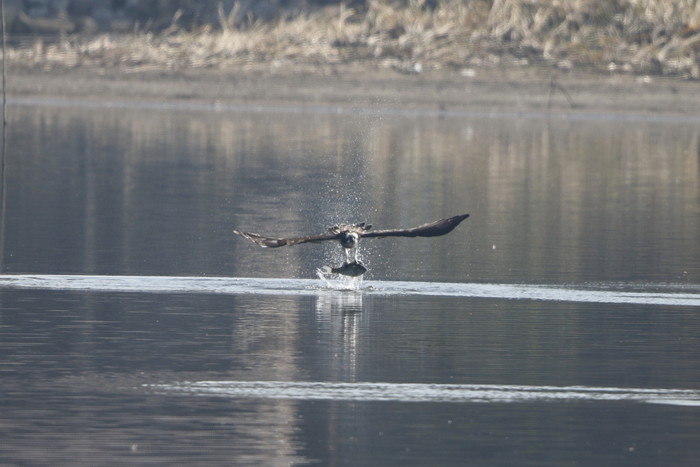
top-left (320, 261), bottom-right (368, 277)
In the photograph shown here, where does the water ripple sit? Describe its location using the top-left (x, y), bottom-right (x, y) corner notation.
top-left (0, 274), bottom-right (698, 306)
top-left (147, 380), bottom-right (700, 406)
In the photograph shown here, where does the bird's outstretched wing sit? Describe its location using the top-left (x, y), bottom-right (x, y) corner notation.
top-left (360, 213), bottom-right (469, 239)
top-left (233, 214), bottom-right (469, 247)
top-left (233, 230), bottom-right (337, 248)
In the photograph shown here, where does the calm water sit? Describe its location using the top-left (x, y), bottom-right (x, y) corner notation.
top-left (0, 100), bottom-right (699, 466)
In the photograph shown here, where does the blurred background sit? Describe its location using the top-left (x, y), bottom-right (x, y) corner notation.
top-left (3, 0), bottom-right (700, 78)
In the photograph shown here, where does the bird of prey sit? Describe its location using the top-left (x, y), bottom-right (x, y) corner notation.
top-left (233, 213), bottom-right (469, 268)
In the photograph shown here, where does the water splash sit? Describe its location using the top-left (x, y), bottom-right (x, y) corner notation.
top-left (316, 267), bottom-right (364, 291)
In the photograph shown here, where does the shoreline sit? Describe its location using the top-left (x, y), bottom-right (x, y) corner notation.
top-left (7, 64), bottom-right (700, 117)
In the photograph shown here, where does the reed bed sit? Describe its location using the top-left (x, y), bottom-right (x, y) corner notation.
top-left (9, 0), bottom-right (700, 78)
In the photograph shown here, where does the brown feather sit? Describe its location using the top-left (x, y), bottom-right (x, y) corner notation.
top-left (360, 214), bottom-right (469, 239)
top-left (232, 230), bottom-right (336, 248)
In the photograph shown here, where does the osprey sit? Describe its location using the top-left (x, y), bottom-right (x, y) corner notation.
top-left (233, 214), bottom-right (469, 274)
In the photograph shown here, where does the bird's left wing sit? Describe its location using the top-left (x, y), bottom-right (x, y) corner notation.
top-left (233, 230), bottom-right (337, 248)
top-left (360, 213), bottom-right (469, 239)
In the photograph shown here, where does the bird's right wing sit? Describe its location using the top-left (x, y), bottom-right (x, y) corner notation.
top-left (360, 213), bottom-right (469, 239)
top-left (233, 230), bottom-right (337, 248)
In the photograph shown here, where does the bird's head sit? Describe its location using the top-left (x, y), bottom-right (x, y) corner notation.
top-left (339, 231), bottom-right (360, 249)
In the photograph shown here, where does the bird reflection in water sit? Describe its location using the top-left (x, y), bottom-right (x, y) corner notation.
top-left (315, 292), bottom-right (365, 381)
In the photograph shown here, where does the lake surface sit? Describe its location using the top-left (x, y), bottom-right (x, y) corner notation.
top-left (0, 99), bottom-right (699, 466)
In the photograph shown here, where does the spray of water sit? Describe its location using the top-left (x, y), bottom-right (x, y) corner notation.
top-left (313, 110), bottom-right (385, 289)
top-left (315, 266), bottom-right (364, 291)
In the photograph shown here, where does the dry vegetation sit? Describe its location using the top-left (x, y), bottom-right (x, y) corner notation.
top-left (9, 0), bottom-right (700, 78)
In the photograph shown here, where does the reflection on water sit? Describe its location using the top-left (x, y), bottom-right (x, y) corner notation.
top-left (1, 102), bottom-right (699, 466)
top-left (1, 103), bottom-right (699, 282)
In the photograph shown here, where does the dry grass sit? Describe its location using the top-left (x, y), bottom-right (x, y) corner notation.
top-left (8, 0), bottom-right (700, 78)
